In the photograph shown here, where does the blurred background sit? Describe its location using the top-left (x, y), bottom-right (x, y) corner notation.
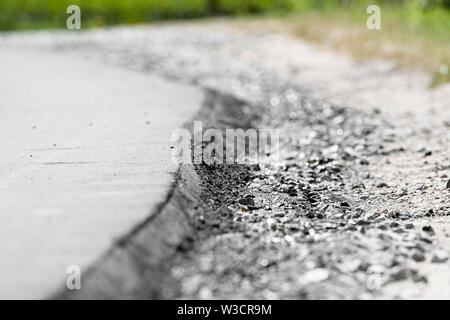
top-left (1, 0), bottom-right (449, 30)
top-left (0, 0), bottom-right (448, 85)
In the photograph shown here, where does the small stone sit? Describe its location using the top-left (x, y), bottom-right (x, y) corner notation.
top-left (405, 223), bottom-right (414, 229)
top-left (360, 159), bottom-right (369, 165)
top-left (411, 251), bottom-right (426, 262)
top-left (422, 225), bottom-right (436, 236)
top-left (411, 184), bottom-right (426, 191)
top-left (432, 249), bottom-right (448, 263)
top-left (419, 232), bottom-right (433, 243)
top-left (286, 186), bottom-right (297, 197)
top-left (337, 259), bottom-right (361, 273)
top-left (412, 272), bottom-right (428, 283)
top-left (238, 197), bottom-right (255, 207)
top-left (377, 182), bottom-right (389, 188)
top-left (395, 188), bottom-right (407, 197)
top-left (274, 211), bottom-right (286, 217)
top-left (299, 268), bottom-right (329, 284)
top-left (367, 264), bottom-right (386, 274)
top-left (390, 268), bottom-right (411, 281)
top-left (258, 258), bottom-right (270, 267)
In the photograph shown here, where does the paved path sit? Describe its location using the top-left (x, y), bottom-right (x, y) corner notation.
top-left (0, 46), bottom-right (203, 299)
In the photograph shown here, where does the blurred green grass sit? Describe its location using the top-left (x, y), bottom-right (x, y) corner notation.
top-left (231, 0), bottom-right (449, 86)
top-left (0, 0), bottom-right (448, 34)
top-left (0, 1), bottom-right (448, 85)
top-left (0, 0), bottom-right (292, 30)
top-left (288, 1), bottom-right (450, 87)
top-left (291, 0), bottom-right (450, 43)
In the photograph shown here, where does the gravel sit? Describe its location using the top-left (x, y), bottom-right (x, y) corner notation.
top-left (432, 249), bottom-right (449, 263)
top-left (4, 22), bottom-right (448, 299)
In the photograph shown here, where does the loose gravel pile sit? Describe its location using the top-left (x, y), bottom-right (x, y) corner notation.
top-left (163, 88), bottom-right (445, 299)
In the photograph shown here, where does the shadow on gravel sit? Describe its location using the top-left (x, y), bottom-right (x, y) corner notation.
top-left (55, 90), bottom-right (259, 299)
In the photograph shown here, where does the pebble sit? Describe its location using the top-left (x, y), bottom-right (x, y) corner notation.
top-left (367, 264), bottom-right (386, 274)
top-left (258, 258), bottom-right (270, 267)
top-left (411, 251), bottom-right (426, 262)
top-left (337, 259), bottom-right (361, 273)
top-left (412, 273), bottom-right (428, 283)
top-left (411, 184), bottom-right (426, 191)
top-left (432, 249), bottom-right (449, 263)
top-left (390, 268), bottom-right (411, 281)
top-left (422, 225), bottom-right (436, 236)
top-left (299, 268), bottom-right (330, 284)
top-left (395, 188), bottom-right (407, 197)
top-left (238, 197), bottom-right (255, 207)
top-left (360, 159), bottom-right (369, 165)
top-left (419, 232), bottom-right (433, 243)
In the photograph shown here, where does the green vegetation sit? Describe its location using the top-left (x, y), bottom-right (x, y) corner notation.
top-left (0, 0), bottom-right (292, 30)
top-left (0, 1), bottom-right (448, 34)
top-left (290, 1), bottom-right (450, 44)
top-left (293, 1), bottom-right (450, 87)
top-left (0, 0), bottom-right (448, 85)
top-left (234, 1), bottom-right (450, 87)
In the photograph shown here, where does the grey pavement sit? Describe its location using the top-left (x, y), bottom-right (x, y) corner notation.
top-left (0, 46), bottom-right (203, 299)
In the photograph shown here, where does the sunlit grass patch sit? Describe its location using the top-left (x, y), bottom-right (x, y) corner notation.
top-left (232, 3), bottom-right (450, 87)
top-left (0, 0), bottom-right (292, 30)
